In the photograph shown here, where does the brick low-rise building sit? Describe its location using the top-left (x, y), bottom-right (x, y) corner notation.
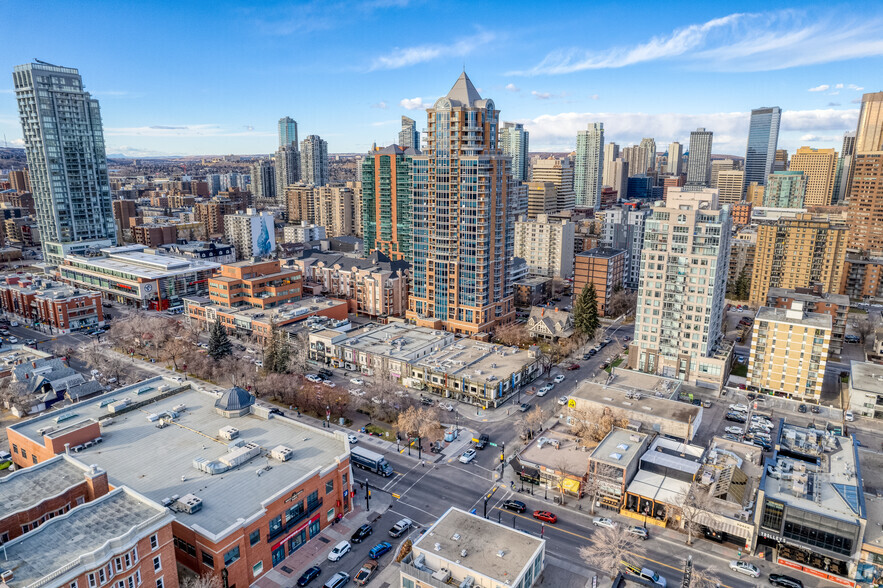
top-left (841, 255), bottom-right (883, 303)
top-left (209, 259), bottom-right (302, 309)
top-left (0, 274), bottom-right (104, 333)
top-left (132, 223), bottom-right (178, 247)
top-left (574, 247), bottom-right (626, 316)
top-left (5, 378), bottom-right (352, 588)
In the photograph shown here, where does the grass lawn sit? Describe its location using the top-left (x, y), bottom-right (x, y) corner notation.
top-left (364, 423), bottom-right (393, 438)
top-left (604, 357), bottom-right (624, 373)
top-left (849, 308), bottom-right (868, 314)
top-left (731, 363), bottom-right (748, 377)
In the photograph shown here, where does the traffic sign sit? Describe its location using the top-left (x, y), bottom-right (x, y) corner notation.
top-left (489, 442), bottom-right (498, 447)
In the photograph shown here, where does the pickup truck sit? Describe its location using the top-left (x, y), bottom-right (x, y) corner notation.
top-left (353, 561), bottom-right (378, 586)
top-left (389, 518), bottom-right (413, 538)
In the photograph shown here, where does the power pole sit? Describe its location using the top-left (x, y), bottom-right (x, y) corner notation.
top-left (365, 478), bottom-right (370, 511)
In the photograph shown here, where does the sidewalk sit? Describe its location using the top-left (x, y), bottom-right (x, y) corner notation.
top-left (253, 493), bottom-right (394, 588)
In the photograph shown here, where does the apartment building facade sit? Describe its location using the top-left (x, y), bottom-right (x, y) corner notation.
top-left (0, 274), bottom-right (105, 333)
top-left (208, 259), bottom-right (302, 309)
top-left (574, 247), bottom-right (626, 317)
top-left (513, 214), bottom-right (575, 279)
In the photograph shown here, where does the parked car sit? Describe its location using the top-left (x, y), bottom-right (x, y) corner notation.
top-left (297, 566), bottom-right (322, 586)
top-left (725, 413), bottom-right (747, 423)
top-left (353, 561), bottom-right (378, 586)
top-left (811, 405), bottom-right (821, 414)
top-left (845, 410), bottom-right (854, 422)
top-left (350, 378), bottom-right (364, 385)
top-left (558, 396), bottom-right (569, 406)
top-left (728, 560), bottom-right (760, 578)
top-left (725, 426), bottom-right (744, 435)
top-left (768, 574), bottom-right (804, 588)
top-left (389, 518), bottom-right (413, 537)
top-left (321, 380), bottom-right (336, 388)
top-left (327, 540), bottom-right (351, 561)
top-left (351, 524), bottom-right (373, 544)
top-left (627, 526), bottom-right (649, 540)
top-left (323, 572), bottom-right (350, 588)
top-left (536, 385), bottom-right (552, 397)
top-left (553, 374), bottom-right (565, 383)
top-left (566, 363), bottom-right (580, 371)
top-left (368, 541), bottom-right (392, 559)
top-left (520, 403), bottom-right (532, 412)
top-left (9, 321), bottom-right (19, 327)
top-left (798, 404), bottom-right (807, 413)
top-left (459, 449), bottom-right (476, 464)
top-left (729, 403), bottom-right (749, 413)
top-left (533, 510), bottom-right (557, 523)
top-left (600, 361), bottom-right (610, 369)
top-left (593, 517), bottom-right (616, 529)
top-left (502, 500), bottom-right (526, 513)
top-left (25, 338), bottom-right (36, 345)
top-left (306, 374), bottom-right (323, 383)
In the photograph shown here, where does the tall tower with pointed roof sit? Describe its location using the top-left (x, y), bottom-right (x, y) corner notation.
top-left (406, 73), bottom-right (516, 336)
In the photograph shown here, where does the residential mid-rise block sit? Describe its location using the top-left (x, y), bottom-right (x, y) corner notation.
top-left (406, 73), bottom-right (516, 336)
top-left (710, 158), bottom-right (736, 189)
top-left (513, 214), bottom-right (575, 279)
top-left (599, 205), bottom-right (651, 289)
top-left (716, 169), bottom-right (745, 205)
top-left (749, 212), bottom-right (848, 306)
top-left (764, 171), bottom-right (807, 208)
top-left (789, 146), bottom-right (837, 207)
top-left (300, 135), bottom-right (329, 186)
top-left (629, 188), bottom-right (733, 387)
top-left (224, 208), bottom-right (277, 260)
top-left (209, 259), bottom-right (301, 309)
top-left (250, 158), bottom-right (276, 203)
top-left (531, 156), bottom-right (575, 211)
top-left (846, 153), bottom-right (883, 255)
top-left (574, 247), bottom-right (625, 316)
top-left (361, 144), bottom-right (415, 261)
top-left (284, 221), bottom-right (326, 243)
top-left (767, 285), bottom-right (849, 356)
top-left (12, 62), bottom-right (117, 265)
top-left (526, 181), bottom-right (559, 218)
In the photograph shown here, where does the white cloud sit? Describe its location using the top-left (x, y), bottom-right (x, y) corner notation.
top-left (371, 101), bottom-right (388, 109)
top-left (514, 108), bottom-right (858, 153)
top-left (808, 84), bottom-right (830, 92)
top-left (512, 12), bottom-right (883, 75)
top-left (835, 83), bottom-right (844, 89)
top-left (106, 145), bottom-right (172, 157)
top-left (369, 30), bottom-right (495, 70)
top-left (505, 83), bottom-right (520, 92)
top-left (800, 134), bottom-right (821, 141)
top-left (370, 120), bottom-right (398, 127)
top-left (399, 97), bottom-right (432, 110)
top-left (849, 84), bottom-right (865, 91)
top-left (510, 13), bottom-right (744, 75)
top-left (589, 94), bottom-right (600, 100)
top-left (532, 91), bottom-right (552, 100)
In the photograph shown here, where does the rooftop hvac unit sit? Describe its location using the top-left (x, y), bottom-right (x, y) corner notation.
top-left (219, 442), bottom-right (260, 468)
top-left (219, 426), bottom-right (240, 440)
top-left (193, 457), bottom-right (229, 475)
top-left (431, 569), bottom-right (452, 582)
top-left (271, 445), bottom-right (293, 461)
top-left (170, 493), bottom-right (203, 514)
top-left (459, 577), bottom-right (474, 588)
top-left (173, 404), bottom-right (187, 412)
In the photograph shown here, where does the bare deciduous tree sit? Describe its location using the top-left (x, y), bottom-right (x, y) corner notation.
top-left (853, 317), bottom-right (874, 344)
top-left (578, 523), bottom-right (642, 579)
top-left (689, 565), bottom-right (723, 588)
top-left (494, 322), bottom-right (533, 348)
top-left (181, 573), bottom-right (220, 588)
top-left (670, 485), bottom-right (714, 546)
top-left (607, 289), bottom-right (638, 318)
top-left (568, 405), bottom-right (628, 445)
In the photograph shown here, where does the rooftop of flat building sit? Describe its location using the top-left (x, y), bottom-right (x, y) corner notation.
top-left (413, 507), bottom-right (544, 583)
top-left (66, 245), bottom-right (220, 279)
top-left (336, 322), bottom-right (453, 360)
top-left (570, 370), bottom-right (696, 424)
top-left (7, 377), bottom-right (350, 540)
top-left (186, 296), bottom-right (346, 322)
top-left (513, 276), bottom-right (552, 287)
top-left (764, 423), bottom-right (865, 521)
top-left (0, 487), bottom-right (171, 588)
top-left (577, 247), bottom-right (626, 259)
top-left (590, 427), bottom-right (649, 468)
top-left (767, 287), bottom-right (849, 306)
top-left (0, 455), bottom-right (93, 517)
top-left (415, 338), bottom-right (538, 383)
top-left (519, 425), bottom-right (588, 474)
top-left (755, 306), bottom-right (833, 329)
top-left (850, 361), bottom-right (883, 395)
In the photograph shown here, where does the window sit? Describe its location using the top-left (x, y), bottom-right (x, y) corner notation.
top-left (327, 508), bottom-right (335, 522)
top-left (32, 454), bottom-right (37, 464)
top-left (325, 479), bottom-right (334, 494)
top-left (115, 558), bottom-right (123, 572)
top-left (153, 556), bottom-right (161, 572)
top-left (124, 553), bottom-right (131, 568)
top-left (88, 575), bottom-right (97, 588)
top-left (98, 569), bottom-right (106, 584)
top-left (155, 579), bottom-right (164, 588)
top-left (150, 534), bottom-right (158, 550)
top-left (21, 449), bottom-right (26, 459)
top-left (77, 496), bottom-right (86, 506)
top-left (12, 444), bottom-right (17, 454)
top-left (223, 546), bottom-right (240, 566)
top-left (268, 515), bottom-right (282, 539)
top-left (71, 582), bottom-right (78, 588)
top-left (253, 561), bottom-right (264, 576)
top-left (402, 579), bottom-right (415, 588)
top-left (249, 529), bottom-right (260, 546)
top-left (135, 571), bottom-right (141, 587)
top-left (201, 551), bottom-right (215, 568)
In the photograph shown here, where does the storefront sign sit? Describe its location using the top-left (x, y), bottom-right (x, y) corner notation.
top-left (284, 489), bottom-right (304, 504)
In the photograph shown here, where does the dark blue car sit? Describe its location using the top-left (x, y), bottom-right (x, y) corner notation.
top-left (369, 541), bottom-right (392, 559)
top-left (297, 566), bottom-right (321, 586)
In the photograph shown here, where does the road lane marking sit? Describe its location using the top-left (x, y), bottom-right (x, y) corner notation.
top-left (496, 508), bottom-right (740, 588)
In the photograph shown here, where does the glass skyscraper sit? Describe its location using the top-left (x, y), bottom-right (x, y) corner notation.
top-left (278, 116), bottom-right (298, 148)
top-left (574, 123), bottom-right (604, 209)
top-left (12, 61), bottom-right (117, 265)
top-left (361, 145), bottom-right (415, 261)
top-left (742, 106), bottom-right (781, 195)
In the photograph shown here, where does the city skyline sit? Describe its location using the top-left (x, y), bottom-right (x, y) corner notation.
top-left (1, 1), bottom-right (881, 157)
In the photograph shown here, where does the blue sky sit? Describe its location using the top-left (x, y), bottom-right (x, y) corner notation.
top-left (1, 0), bottom-right (881, 157)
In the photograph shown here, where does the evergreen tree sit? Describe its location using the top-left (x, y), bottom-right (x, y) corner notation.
top-left (263, 329), bottom-right (278, 373)
top-left (735, 267), bottom-right (751, 301)
top-left (207, 318), bottom-right (232, 361)
top-left (263, 324), bottom-right (291, 373)
top-left (574, 283), bottom-right (600, 339)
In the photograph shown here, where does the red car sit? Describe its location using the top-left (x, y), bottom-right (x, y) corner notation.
top-left (533, 510), bottom-right (557, 523)
top-left (567, 363), bottom-right (580, 371)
